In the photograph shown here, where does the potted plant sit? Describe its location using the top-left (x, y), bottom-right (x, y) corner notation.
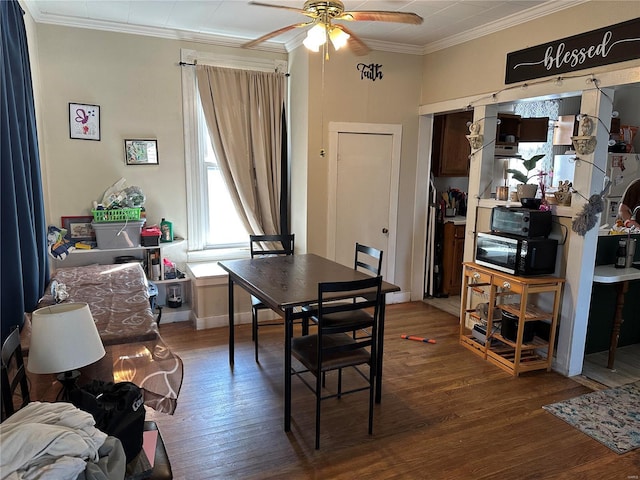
top-left (506, 154), bottom-right (545, 201)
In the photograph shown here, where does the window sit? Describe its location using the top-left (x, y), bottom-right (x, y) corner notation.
top-left (512, 100), bottom-right (559, 189)
top-left (181, 49), bottom-right (287, 259)
top-left (198, 101), bottom-right (248, 247)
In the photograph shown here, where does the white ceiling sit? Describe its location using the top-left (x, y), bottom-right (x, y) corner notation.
top-left (22, 0), bottom-right (585, 55)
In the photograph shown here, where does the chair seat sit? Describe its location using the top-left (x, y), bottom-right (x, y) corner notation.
top-left (251, 295), bottom-right (267, 309)
top-left (322, 309), bottom-right (374, 331)
top-left (292, 333), bottom-right (371, 372)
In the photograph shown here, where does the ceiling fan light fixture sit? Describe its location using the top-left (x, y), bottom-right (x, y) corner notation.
top-left (329, 27), bottom-right (349, 50)
top-left (303, 23), bottom-right (327, 51)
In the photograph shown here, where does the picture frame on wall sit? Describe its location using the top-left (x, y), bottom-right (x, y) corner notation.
top-left (124, 139), bottom-right (159, 165)
top-left (69, 103), bottom-right (100, 140)
top-left (61, 216), bottom-right (96, 242)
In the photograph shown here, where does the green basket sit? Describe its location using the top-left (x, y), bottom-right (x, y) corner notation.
top-left (92, 208), bottom-right (141, 223)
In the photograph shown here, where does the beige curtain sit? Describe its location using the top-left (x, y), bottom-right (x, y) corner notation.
top-left (196, 65), bottom-right (285, 236)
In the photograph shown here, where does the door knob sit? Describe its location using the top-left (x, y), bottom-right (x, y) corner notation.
top-left (382, 228), bottom-right (389, 234)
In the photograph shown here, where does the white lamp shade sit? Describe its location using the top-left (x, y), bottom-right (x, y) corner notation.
top-left (27, 302), bottom-right (106, 374)
top-left (303, 23), bottom-right (327, 51)
top-left (329, 27), bottom-right (350, 50)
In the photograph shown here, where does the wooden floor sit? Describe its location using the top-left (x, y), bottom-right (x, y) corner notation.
top-left (148, 302), bottom-right (640, 479)
top-left (424, 295), bottom-right (640, 389)
top-left (583, 344), bottom-right (640, 387)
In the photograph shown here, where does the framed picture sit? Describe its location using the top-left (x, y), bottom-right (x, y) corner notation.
top-left (124, 139), bottom-right (159, 165)
top-left (69, 103), bottom-right (100, 140)
top-left (61, 216), bottom-right (96, 242)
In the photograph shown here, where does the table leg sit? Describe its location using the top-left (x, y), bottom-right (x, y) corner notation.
top-left (607, 280), bottom-right (628, 369)
top-left (228, 277), bottom-right (235, 366)
top-left (284, 308), bottom-right (292, 432)
top-left (375, 295), bottom-right (386, 404)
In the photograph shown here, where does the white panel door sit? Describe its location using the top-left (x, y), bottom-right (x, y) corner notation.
top-left (328, 123), bottom-right (401, 285)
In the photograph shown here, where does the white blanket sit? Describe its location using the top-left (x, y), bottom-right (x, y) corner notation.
top-left (0, 402), bottom-right (107, 480)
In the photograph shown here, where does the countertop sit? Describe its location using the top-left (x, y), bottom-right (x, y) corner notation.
top-left (593, 264), bottom-right (640, 283)
top-left (444, 215), bottom-right (467, 225)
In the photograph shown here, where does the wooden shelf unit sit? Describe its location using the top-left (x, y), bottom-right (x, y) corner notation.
top-left (459, 262), bottom-right (564, 376)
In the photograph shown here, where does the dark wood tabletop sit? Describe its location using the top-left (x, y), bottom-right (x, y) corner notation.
top-left (219, 253), bottom-right (399, 311)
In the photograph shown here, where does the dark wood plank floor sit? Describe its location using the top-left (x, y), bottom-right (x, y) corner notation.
top-left (148, 302), bottom-right (640, 479)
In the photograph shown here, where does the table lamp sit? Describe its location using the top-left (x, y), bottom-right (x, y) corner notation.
top-left (27, 302), bottom-right (106, 400)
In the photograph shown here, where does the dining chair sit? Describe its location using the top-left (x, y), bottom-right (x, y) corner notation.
top-left (1, 325), bottom-right (30, 421)
top-left (354, 242), bottom-right (383, 277)
top-left (352, 243), bottom-right (383, 338)
top-left (305, 243), bottom-right (383, 337)
top-left (290, 275), bottom-right (382, 449)
top-left (250, 234), bottom-right (295, 362)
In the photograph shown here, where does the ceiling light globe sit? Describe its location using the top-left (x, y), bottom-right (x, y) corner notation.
top-left (329, 28), bottom-right (350, 50)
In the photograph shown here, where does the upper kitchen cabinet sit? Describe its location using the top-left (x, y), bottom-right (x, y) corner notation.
top-left (496, 113), bottom-right (549, 145)
top-left (432, 111), bottom-right (474, 177)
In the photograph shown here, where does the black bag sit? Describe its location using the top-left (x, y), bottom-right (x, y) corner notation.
top-left (70, 380), bottom-right (146, 463)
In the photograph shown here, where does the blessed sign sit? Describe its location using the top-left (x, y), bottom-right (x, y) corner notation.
top-left (505, 17), bottom-right (640, 84)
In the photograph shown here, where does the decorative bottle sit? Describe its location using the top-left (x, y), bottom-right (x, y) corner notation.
top-left (160, 218), bottom-right (173, 243)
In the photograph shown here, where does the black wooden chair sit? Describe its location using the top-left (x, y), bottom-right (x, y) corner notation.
top-left (250, 234), bottom-right (295, 362)
top-left (305, 243), bottom-right (383, 338)
top-left (290, 275), bottom-right (382, 449)
top-left (354, 242), bottom-right (383, 278)
top-left (1, 325), bottom-right (30, 421)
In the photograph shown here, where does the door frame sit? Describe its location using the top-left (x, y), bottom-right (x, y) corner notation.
top-left (327, 122), bottom-right (402, 285)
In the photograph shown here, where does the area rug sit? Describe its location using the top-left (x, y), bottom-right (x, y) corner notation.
top-left (542, 380), bottom-right (640, 454)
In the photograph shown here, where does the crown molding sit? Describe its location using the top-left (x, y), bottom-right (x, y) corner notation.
top-left (421, 0), bottom-right (588, 55)
top-left (21, 0), bottom-right (587, 57)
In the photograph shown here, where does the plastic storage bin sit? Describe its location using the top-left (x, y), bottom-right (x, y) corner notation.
top-left (92, 220), bottom-right (145, 250)
top-left (92, 208), bottom-right (141, 223)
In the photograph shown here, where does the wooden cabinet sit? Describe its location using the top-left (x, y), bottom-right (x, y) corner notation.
top-left (496, 113), bottom-right (549, 145)
top-left (442, 222), bottom-right (465, 295)
top-left (432, 111), bottom-right (473, 176)
top-left (459, 262), bottom-right (564, 376)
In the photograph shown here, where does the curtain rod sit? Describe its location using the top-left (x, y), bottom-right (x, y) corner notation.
top-left (178, 60), bottom-right (289, 76)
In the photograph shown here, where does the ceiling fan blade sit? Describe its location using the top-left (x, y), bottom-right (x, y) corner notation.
top-left (337, 10), bottom-right (423, 25)
top-left (334, 24), bottom-right (370, 56)
top-left (249, 1), bottom-right (317, 19)
top-left (243, 22), bottom-right (313, 49)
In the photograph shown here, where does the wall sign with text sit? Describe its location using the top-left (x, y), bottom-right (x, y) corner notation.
top-left (357, 63), bottom-right (383, 81)
top-left (505, 17), bottom-right (640, 84)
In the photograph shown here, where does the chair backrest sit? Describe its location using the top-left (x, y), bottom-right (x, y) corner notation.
top-left (317, 276), bottom-right (382, 340)
top-left (1, 326), bottom-right (30, 421)
top-left (250, 234), bottom-right (295, 258)
top-left (354, 243), bottom-right (383, 277)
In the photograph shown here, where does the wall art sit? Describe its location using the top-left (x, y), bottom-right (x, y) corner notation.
top-left (69, 103), bottom-right (100, 140)
top-left (124, 139), bottom-right (159, 165)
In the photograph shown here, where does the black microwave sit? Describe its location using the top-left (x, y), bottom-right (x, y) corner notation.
top-left (491, 207), bottom-right (552, 238)
top-left (475, 232), bottom-right (558, 276)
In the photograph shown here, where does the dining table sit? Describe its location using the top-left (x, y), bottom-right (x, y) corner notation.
top-left (218, 253), bottom-right (400, 432)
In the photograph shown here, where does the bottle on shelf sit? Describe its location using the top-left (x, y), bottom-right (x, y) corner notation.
top-left (160, 218), bottom-right (173, 243)
top-left (615, 239), bottom-right (627, 269)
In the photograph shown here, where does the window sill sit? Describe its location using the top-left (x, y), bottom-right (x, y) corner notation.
top-left (187, 247), bottom-right (250, 263)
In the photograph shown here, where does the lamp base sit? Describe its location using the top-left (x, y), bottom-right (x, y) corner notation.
top-left (56, 370), bottom-right (81, 401)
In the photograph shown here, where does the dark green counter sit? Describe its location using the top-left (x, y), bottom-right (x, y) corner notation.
top-left (585, 233), bottom-right (640, 354)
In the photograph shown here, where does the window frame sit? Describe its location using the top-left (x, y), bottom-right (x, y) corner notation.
top-left (181, 48), bottom-right (287, 261)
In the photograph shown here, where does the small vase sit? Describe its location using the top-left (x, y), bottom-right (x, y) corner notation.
top-left (516, 184), bottom-right (538, 201)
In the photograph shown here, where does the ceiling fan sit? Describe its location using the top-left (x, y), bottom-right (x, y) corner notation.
top-left (242, 1), bottom-right (423, 56)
